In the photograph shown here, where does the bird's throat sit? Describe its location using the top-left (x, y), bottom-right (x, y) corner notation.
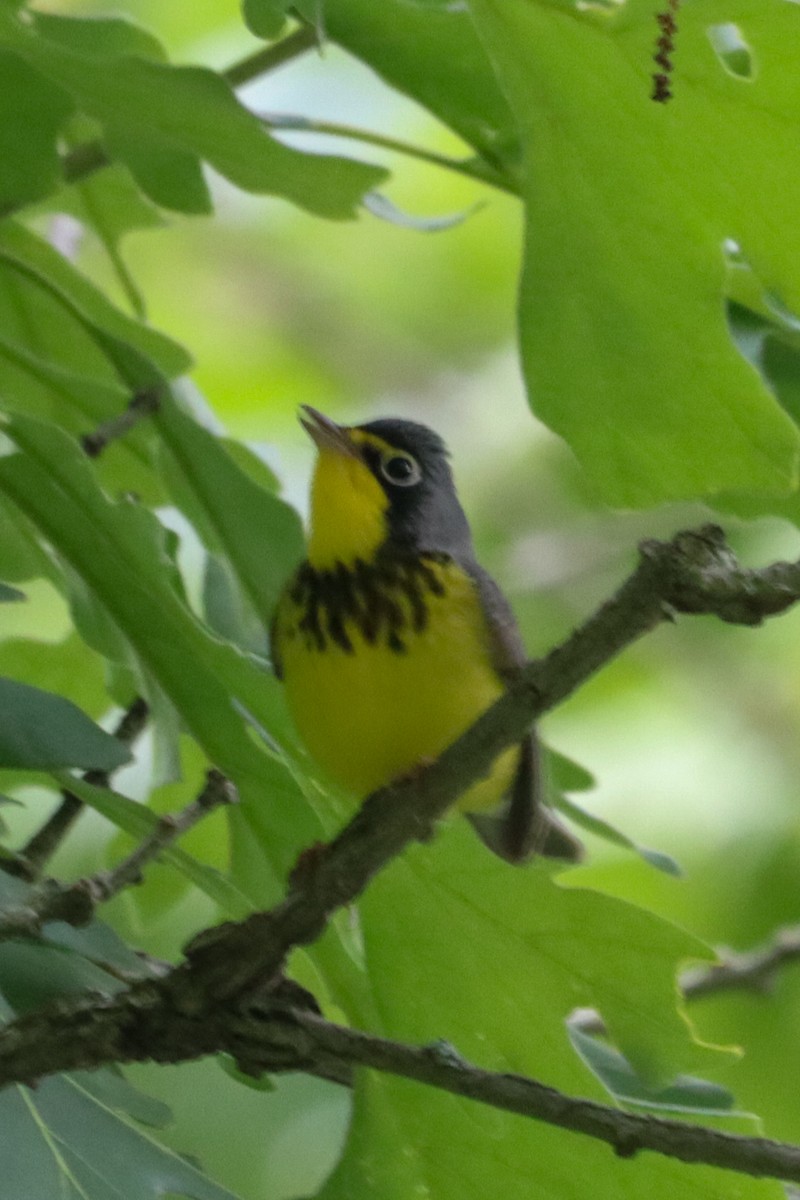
top-left (307, 447), bottom-right (389, 569)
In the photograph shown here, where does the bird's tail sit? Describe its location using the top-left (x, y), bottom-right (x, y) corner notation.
top-left (468, 731), bottom-right (584, 865)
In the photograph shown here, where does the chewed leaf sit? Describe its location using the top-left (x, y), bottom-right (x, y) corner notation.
top-left (567, 1025), bottom-right (736, 1116)
top-left (469, 0), bottom-right (800, 506)
top-left (0, 9), bottom-right (387, 221)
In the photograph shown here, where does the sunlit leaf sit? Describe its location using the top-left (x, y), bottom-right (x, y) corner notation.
top-left (469, 0), bottom-right (800, 505)
top-left (0, 221), bottom-right (190, 381)
top-left (299, 0), bottom-right (518, 172)
top-left (0, 8), bottom-right (388, 220)
top-left (318, 824), bottom-right (774, 1200)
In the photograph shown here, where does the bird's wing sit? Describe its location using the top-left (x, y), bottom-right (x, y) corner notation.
top-left (463, 560), bottom-right (583, 863)
top-left (268, 606), bottom-right (284, 680)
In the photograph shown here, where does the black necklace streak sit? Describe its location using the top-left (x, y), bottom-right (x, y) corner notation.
top-left (289, 552), bottom-right (450, 656)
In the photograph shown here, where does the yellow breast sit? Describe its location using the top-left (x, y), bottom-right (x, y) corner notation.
top-left (273, 555), bottom-right (517, 811)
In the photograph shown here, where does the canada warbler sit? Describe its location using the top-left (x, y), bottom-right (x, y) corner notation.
top-left (271, 407), bottom-right (582, 863)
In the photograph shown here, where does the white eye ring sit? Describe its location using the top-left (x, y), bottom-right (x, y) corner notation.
top-left (380, 451), bottom-right (422, 487)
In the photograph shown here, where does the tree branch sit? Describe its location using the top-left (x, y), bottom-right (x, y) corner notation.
top-left (223, 26), bottom-right (317, 89)
top-left (0, 769), bottom-right (235, 942)
top-left (2, 991), bottom-right (800, 1184)
top-left (83, 768), bottom-right (238, 904)
top-left (682, 925), bottom-right (800, 1001)
top-left (80, 388), bottom-right (163, 458)
top-left (2, 526), bottom-right (800, 1185)
top-left (173, 524), bottom-right (800, 1006)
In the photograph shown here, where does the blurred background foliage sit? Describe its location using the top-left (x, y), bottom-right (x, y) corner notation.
top-left (2, 1), bottom-right (800, 1197)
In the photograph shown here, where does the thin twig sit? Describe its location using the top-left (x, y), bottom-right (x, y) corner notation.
top-left (80, 387), bottom-right (162, 458)
top-left (0, 770), bottom-right (237, 943)
top-left (12, 698), bottom-right (149, 881)
top-left (682, 926), bottom-right (800, 1001)
top-left (258, 113), bottom-right (515, 194)
top-left (571, 923), bottom-right (800, 1037)
top-left (223, 26), bottom-right (317, 88)
top-left (3, 989), bottom-right (800, 1183)
top-left (246, 1009), bottom-right (800, 1183)
top-left (86, 768), bottom-right (238, 904)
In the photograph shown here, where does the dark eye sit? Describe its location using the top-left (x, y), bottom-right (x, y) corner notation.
top-left (380, 451), bottom-right (422, 487)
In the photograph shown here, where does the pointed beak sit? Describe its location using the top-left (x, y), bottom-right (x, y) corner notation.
top-left (299, 406), bottom-right (358, 457)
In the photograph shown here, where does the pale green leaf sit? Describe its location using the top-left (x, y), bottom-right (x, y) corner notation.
top-left (469, 0), bottom-right (800, 505)
top-left (0, 9), bottom-right (387, 220)
top-left (319, 824), bottom-right (777, 1200)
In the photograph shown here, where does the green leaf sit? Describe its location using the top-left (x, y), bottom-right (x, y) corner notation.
top-left (548, 747), bottom-right (595, 793)
top-left (0, 48), bottom-right (73, 212)
top-left (319, 824), bottom-right (776, 1200)
top-left (242, 0), bottom-right (291, 40)
top-left (0, 221), bottom-right (190, 381)
top-left (0, 871), bottom-right (153, 985)
top-left (0, 495), bottom-right (55, 585)
top-left (567, 1027), bottom-right (735, 1116)
top-left (0, 413), bottom-right (316, 887)
top-left (0, 880), bottom-right (237, 1200)
top-left (67, 161), bottom-right (163, 318)
top-left (468, 0), bottom-right (800, 506)
top-left (0, 634), bottom-right (109, 725)
top-left (155, 388), bottom-right (304, 629)
top-left (0, 9), bottom-right (388, 220)
top-left (300, 0), bottom-right (518, 172)
top-left (0, 582), bottom-right (24, 602)
top-left (68, 1069), bottom-right (172, 1129)
top-left (59, 772), bottom-right (252, 919)
top-left (0, 334), bottom-right (165, 503)
top-left (30, 11), bottom-right (168, 63)
top-left (0, 1075), bottom-right (240, 1200)
top-left (0, 676), bottom-right (131, 770)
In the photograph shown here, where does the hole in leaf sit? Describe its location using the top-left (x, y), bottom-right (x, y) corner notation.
top-left (707, 23), bottom-right (755, 79)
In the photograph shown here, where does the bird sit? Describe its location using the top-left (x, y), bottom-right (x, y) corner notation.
top-left (270, 407), bottom-right (582, 864)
